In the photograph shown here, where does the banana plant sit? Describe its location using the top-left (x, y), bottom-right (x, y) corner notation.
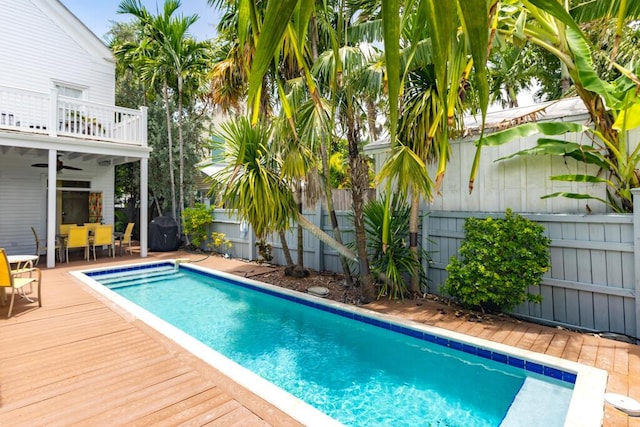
top-left (471, 1), bottom-right (640, 212)
top-left (476, 68), bottom-right (640, 212)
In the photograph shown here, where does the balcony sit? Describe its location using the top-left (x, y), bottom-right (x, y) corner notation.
top-left (0, 85), bottom-right (147, 146)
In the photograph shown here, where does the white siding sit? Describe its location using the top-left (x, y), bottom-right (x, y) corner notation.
top-left (0, 153), bottom-right (47, 255)
top-left (0, 0), bottom-right (114, 105)
top-left (0, 151), bottom-right (116, 256)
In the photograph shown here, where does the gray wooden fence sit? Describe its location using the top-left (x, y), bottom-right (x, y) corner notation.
top-left (206, 188), bottom-right (640, 340)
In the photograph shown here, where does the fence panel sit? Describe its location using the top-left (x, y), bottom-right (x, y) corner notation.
top-left (424, 211), bottom-right (636, 338)
top-left (208, 203), bottom-right (638, 339)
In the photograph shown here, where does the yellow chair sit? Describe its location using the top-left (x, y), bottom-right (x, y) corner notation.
top-left (65, 226), bottom-right (89, 263)
top-left (121, 222), bottom-right (135, 255)
top-left (92, 225), bottom-right (115, 260)
top-left (59, 224), bottom-right (73, 236)
top-left (84, 223), bottom-right (99, 235)
top-left (31, 226), bottom-right (61, 264)
top-left (0, 248), bottom-right (42, 317)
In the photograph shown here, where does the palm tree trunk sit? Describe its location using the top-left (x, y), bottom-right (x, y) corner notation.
top-left (296, 182), bottom-right (305, 270)
top-left (278, 230), bottom-right (294, 266)
top-left (320, 136), bottom-right (354, 286)
top-left (287, 182), bottom-right (309, 278)
top-left (409, 187), bottom-right (421, 293)
top-left (350, 154), bottom-right (374, 302)
top-left (366, 99), bottom-right (379, 142)
top-left (163, 79), bottom-right (177, 222)
top-left (296, 214), bottom-right (356, 261)
top-left (177, 75), bottom-right (185, 236)
top-left (345, 108), bottom-right (374, 302)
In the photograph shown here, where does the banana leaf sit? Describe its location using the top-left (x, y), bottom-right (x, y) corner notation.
top-left (566, 27), bottom-right (619, 109)
top-left (613, 100), bottom-right (640, 131)
top-left (540, 191), bottom-right (611, 208)
top-left (477, 122), bottom-right (588, 147)
top-left (549, 174), bottom-right (615, 187)
top-left (496, 138), bottom-right (609, 170)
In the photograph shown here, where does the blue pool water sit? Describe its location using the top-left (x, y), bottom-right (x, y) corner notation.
top-left (87, 263), bottom-right (574, 427)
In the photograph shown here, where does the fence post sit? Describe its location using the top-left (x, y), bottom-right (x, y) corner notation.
top-left (633, 188), bottom-right (640, 340)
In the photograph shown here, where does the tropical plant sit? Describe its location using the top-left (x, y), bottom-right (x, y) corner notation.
top-left (474, 4), bottom-right (640, 212)
top-left (444, 209), bottom-right (551, 312)
top-left (116, 0), bottom-right (212, 231)
top-left (470, 1), bottom-right (640, 212)
top-left (116, 0), bottom-right (180, 223)
top-left (182, 203), bottom-right (214, 249)
top-left (363, 194), bottom-right (428, 300)
top-left (208, 116), bottom-right (356, 261)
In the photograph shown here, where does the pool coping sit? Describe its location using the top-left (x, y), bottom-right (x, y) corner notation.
top-left (72, 260), bottom-right (608, 427)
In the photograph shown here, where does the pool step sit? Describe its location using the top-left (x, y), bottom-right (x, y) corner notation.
top-left (500, 377), bottom-right (573, 427)
top-left (95, 267), bottom-right (181, 288)
top-left (104, 272), bottom-right (184, 290)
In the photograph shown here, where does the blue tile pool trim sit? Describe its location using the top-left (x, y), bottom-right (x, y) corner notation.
top-left (88, 262), bottom-right (577, 385)
top-left (85, 261), bottom-right (174, 277)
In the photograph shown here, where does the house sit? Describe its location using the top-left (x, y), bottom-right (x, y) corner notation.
top-left (0, 0), bottom-right (149, 267)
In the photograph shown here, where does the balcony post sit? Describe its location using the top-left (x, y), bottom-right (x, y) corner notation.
top-left (48, 88), bottom-right (58, 137)
top-left (140, 106), bottom-right (148, 146)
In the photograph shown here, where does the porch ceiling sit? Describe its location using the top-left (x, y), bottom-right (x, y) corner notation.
top-left (2, 145), bottom-right (136, 168)
top-left (0, 129), bottom-right (151, 168)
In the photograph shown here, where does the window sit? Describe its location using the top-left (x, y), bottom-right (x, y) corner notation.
top-left (54, 83), bottom-right (85, 99)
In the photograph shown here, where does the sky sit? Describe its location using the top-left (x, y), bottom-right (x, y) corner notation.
top-left (59, 0), bottom-right (221, 42)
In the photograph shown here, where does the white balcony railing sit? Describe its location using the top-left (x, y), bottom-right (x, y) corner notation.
top-left (0, 85), bottom-right (147, 146)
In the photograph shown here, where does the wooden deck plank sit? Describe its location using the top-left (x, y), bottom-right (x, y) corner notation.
top-left (205, 406), bottom-right (270, 426)
top-left (127, 387), bottom-right (227, 426)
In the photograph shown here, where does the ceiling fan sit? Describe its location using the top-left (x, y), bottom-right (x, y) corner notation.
top-left (31, 155), bottom-right (83, 172)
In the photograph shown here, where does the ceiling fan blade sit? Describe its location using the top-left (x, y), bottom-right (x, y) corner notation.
top-left (62, 165), bottom-right (83, 171)
top-left (31, 163), bottom-right (48, 167)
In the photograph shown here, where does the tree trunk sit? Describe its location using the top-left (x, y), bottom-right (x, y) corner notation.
top-left (345, 106), bottom-right (374, 302)
top-left (296, 182), bottom-right (304, 269)
top-left (177, 75), bottom-right (184, 236)
top-left (350, 154), bottom-right (374, 302)
top-left (409, 187), bottom-right (421, 293)
top-left (162, 79), bottom-right (177, 223)
top-left (296, 214), bottom-right (356, 261)
top-left (320, 136), bottom-right (354, 286)
top-left (288, 182), bottom-right (308, 278)
top-left (366, 99), bottom-right (379, 142)
top-left (278, 230), bottom-right (294, 266)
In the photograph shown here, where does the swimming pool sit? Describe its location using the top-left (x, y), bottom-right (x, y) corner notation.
top-left (74, 261), bottom-right (607, 426)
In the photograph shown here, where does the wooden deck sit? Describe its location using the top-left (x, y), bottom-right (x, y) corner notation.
top-left (1, 250), bottom-right (639, 426)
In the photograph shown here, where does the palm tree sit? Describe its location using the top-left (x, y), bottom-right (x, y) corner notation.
top-left (116, 0), bottom-right (180, 223)
top-left (118, 0), bottom-right (212, 230)
top-left (241, 1), bottom-right (493, 278)
top-left (210, 116), bottom-right (356, 261)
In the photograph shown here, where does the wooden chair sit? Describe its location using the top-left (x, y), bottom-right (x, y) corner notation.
top-left (121, 222), bottom-right (135, 255)
top-left (0, 248), bottom-right (41, 317)
top-left (92, 225), bottom-right (115, 260)
top-left (31, 226), bottom-right (60, 264)
top-left (65, 226), bottom-right (89, 263)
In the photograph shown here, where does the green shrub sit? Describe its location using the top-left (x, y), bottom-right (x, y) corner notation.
top-left (182, 204), bottom-right (214, 249)
top-left (443, 209), bottom-right (550, 312)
